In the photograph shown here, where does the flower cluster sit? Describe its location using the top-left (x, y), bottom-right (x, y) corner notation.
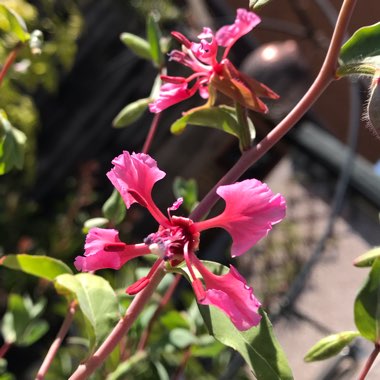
top-left (75, 151), bottom-right (286, 330)
top-left (149, 8), bottom-right (279, 114)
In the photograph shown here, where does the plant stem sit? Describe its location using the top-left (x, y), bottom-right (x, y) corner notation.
top-left (35, 301), bottom-right (77, 380)
top-left (190, 0), bottom-right (357, 222)
top-left (0, 43), bottom-right (22, 88)
top-left (137, 273), bottom-right (182, 351)
top-left (358, 343), bottom-right (380, 380)
top-left (142, 112), bottom-right (162, 154)
top-left (69, 264), bottom-right (165, 380)
top-left (0, 341), bottom-right (11, 358)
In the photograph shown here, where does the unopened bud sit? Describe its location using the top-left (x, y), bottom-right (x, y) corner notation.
top-left (365, 75), bottom-right (380, 139)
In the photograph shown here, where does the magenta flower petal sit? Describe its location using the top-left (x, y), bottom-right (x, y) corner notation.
top-left (149, 81), bottom-right (197, 113)
top-left (107, 151), bottom-right (168, 225)
top-left (196, 179), bottom-right (286, 257)
top-left (74, 228), bottom-right (149, 271)
top-left (193, 258), bottom-right (261, 330)
top-left (215, 9), bottom-right (261, 49)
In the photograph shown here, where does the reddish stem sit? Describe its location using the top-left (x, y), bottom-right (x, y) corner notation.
top-left (172, 347), bottom-right (192, 380)
top-left (0, 43), bottom-right (22, 88)
top-left (190, 0), bottom-right (357, 222)
top-left (69, 264), bottom-right (165, 380)
top-left (0, 341), bottom-right (12, 358)
top-left (142, 107), bottom-right (162, 154)
top-left (137, 273), bottom-right (182, 351)
top-left (35, 300), bottom-right (78, 380)
top-left (358, 343), bottom-right (380, 380)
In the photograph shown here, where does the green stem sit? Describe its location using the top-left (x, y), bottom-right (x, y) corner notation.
top-left (235, 102), bottom-right (252, 151)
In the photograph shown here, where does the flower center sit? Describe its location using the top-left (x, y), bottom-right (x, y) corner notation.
top-left (144, 216), bottom-right (200, 263)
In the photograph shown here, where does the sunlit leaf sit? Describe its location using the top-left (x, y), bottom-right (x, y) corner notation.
top-left (171, 106), bottom-right (241, 137)
top-left (82, 217), bottom-right (109, 233)
top-left (0, 294), bottom-right (48, 347)
top-left (112, 98), bottom-right (150, 128)
top-left (0, 110), bottom-right (27, 175)
top-left (0, 4), bottom-right (30, 42)
top-left (120, 32), bottom-right (151, 61)
top-left (353, 247), bottom-right (380, 268)
top-left (304, 331), bottom-right (360, 362)
top-left (146, 13), bottom-right (164, 67)
top-left (0, 254), bottom-right (72, 281)
top-left (54, 273), bottom-right (120, 349)
top-left (354, 258), bottom-right (380, 342)
top-left (249, 0), bottom-right (273, 9)
top-left (170, 261), bottom-right (293, 379)
top-left (169, 328), bottom-right (196, 349)
top-left (338, 22), bottom-right (380, 77)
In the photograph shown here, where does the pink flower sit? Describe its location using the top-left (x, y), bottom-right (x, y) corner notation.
top-left (75, 151), bottom-right (286, 330)
top-left (149, 8), bottom-right (278, 114)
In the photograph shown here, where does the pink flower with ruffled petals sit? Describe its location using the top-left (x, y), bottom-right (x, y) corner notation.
top-left (74, 228), bottom-right (150, 272)
top-left (195, 180), bottom-right (286, 257)
top-left (149, 8), bottom-right (278, 114)
top-left (191, 255), bottom-right (261, 330)
top-left (75, 152), bottom-right (286, 331)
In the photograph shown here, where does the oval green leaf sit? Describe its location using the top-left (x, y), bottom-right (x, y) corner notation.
top-left (82, 217), bottom-right (109, 233)
top-left (102, 188), bottom-right (126, 225)
top-left (0, 254), bottom-right (73, 281)
top-left (120, 32), bottom-right (151, 61)
top-left (353, 247), bottom-right (380, 268)
top-left (354, 258), bottom-right (380, 342)
top-left (338, 22), bottom-right (380, 77)
top-left (170, 260), bottom-right (293, 379)
top-left (0, 4), bottom-right (30, 42)
top-left (146, 13), bottom-right (164, 67)
top-left (250, 0), bottom-right (272, 9)
top-left (304, 331), bottom-right (360, 362)
top-left (54, 273), bottom-right (120, 348)
top-left (112, 98), bottom-right (150, 128)
top-left (170, 106), bottom-right (241, 137)
top-left (0, 110), bottom-right (27, 174)
top-left (169, 328), bottom-right (196, 349)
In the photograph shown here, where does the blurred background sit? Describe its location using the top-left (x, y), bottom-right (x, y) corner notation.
top-left (1, 0), bottom-right (380, 379)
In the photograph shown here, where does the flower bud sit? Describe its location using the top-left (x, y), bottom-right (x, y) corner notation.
top-left (365, 75), bottom-right (380, 139)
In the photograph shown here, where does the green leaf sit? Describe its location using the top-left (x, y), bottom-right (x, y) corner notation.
top-left (0, 5), bottom-right (30, 42)
top-left (0, 254), bottom-right (73, 281)
top-left (170, 106), bottom-right (242, 137)
top-left (173, 177), bottom-right (199, 213)
top-left (160, 310), bottom-right (190, 330)
top-left (82, 217), bottom-right (109, 233)
top-left (54, 273), bottom-right (120, 348)
top-left (338, 22), bottom-right (380, 77)
top-left (0, 110), bottom-right (27, 175)
top-left (0, 294), bottom-right (48, 347)
top-left (304, 331), bottom-right (360, 362)
top-left (353, 247), bottom-right (380, 268)
top-left (169, 328), bottom-right (196, 349)
top-left (249, 0), bottom-right (273, 10)
top-left (354, 258), bottom-right (380, 342)
top-left (106, 351), bottom-right (148, 380)
top-left (102, 189), bottom-right (126, 225)
top-left (112, 98), bottom-right (150, 128)
top-left (120, 33), bottom-right (152, 61)
top-left (146, 13), bottom-right (164, 67)
top-left (170, 261), bottom-right (293, 379)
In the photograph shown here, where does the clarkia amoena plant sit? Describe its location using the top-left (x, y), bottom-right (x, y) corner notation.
top-left (74, 151), bottom-right (286, 331)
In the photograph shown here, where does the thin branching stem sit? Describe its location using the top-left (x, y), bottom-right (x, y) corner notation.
top-left (35, 300), bottom-right (78, 380)
top-left (358, 343), bottom-right (380, 380)
top-left (0, 43), bottom-right (22, 88)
